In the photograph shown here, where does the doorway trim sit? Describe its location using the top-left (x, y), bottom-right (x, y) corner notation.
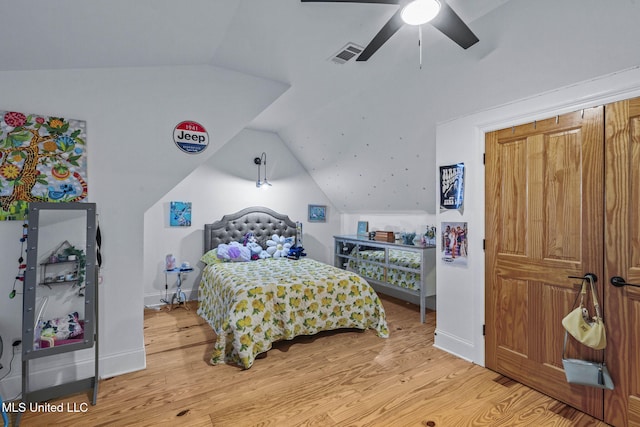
top-left (434, 65), bottom-right (640, 366)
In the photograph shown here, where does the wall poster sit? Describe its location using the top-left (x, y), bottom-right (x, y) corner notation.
top-left (170, 201), bottom-right (192, 227)
top-left (441, 221), bottom-right (468, 267)
top-left (0, 111), bottom-right (88, 221)
top-left (440, 163), bottom-right (465, 214)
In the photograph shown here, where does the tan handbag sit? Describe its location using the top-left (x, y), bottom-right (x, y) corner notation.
top-left (561, 276), bottom-right (606, 350)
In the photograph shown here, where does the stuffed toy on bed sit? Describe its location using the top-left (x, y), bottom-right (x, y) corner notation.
top-left (243, 232), bottom-right (271, 260)
top-left (217, 241), bottom-right (251, 262)
top-left (287, 246), bottom-right (307, 260)
top-left (266, 234), bottom-right (292, 258)
top-left (243, 233), bottom-right (262, 260)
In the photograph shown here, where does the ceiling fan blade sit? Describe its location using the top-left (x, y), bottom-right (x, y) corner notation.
top-left (301, 0), bottom-right (399, 4)
top-left (430, 2), bottom-right (479, 49)
top-left (356, 9), bottom-right (404, 61)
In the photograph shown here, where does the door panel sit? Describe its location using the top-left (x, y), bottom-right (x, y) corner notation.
top-left (604, 98), bottom-right (640, 427)
top-left (486, 107), bottom-right (605, 419)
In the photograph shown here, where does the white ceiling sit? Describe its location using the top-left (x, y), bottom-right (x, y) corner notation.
top-left (3, 0), bottom-right (640, 213)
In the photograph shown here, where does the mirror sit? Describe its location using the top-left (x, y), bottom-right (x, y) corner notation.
top-left (22, 202), bottom-right (97, 358)
top-left (355, 243), bottom-right (386, 282)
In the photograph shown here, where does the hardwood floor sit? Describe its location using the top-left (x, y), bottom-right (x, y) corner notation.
top-left (17, 296), bottom-right (608, 426)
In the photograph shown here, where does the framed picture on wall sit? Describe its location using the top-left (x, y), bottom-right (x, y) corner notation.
top-left (170, 201), bottom-right (192, 227)
top-left (308, 204), bottom-right (326, 222)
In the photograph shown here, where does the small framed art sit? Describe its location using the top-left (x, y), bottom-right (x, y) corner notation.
top-left (357, 221), bottom-right (369, 237)
top-left (308, 204), bottom-right (327, 222)
top-left (170, 201), bottom-right (192, 227)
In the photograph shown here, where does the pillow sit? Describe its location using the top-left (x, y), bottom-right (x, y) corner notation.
top-left (217, 241), bottom-right (251, 262)
top-left (40, 312), bottom-right (83, 340)
top-left (200, 248), bottom-right (222, 265)
top-left (266, 234), bottom-right (292, 258)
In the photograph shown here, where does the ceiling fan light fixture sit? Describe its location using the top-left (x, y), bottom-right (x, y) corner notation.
top-left (401, 0), bottom-right (441, 26)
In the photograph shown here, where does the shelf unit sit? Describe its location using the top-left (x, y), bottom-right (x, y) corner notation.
top-left (39, 260), bottom-right (79, 288)
top-left (334, 235), bottom-right (435, 323)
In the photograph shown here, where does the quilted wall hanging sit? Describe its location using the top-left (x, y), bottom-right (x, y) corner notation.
top-left (0, 111), bottom-right (87, 220)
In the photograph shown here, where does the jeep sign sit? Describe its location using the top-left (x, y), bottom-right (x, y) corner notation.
top-left (173, 121), bottom-right (209, 154)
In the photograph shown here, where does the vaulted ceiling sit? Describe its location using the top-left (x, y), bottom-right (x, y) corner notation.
top-left (3, 0), bottom-right (640, 213)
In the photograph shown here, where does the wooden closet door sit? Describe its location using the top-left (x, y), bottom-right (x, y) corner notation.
top-left (603, 97), bottom-right (640, 427)
top-left (485, 107), bottom-right (605, 418)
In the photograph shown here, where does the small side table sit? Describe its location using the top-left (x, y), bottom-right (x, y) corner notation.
top-left (164, 268), bottom-right (193, 311)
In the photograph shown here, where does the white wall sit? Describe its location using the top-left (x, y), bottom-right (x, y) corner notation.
top-left (0, 65), bottom-right (288, 398)
top-left (434, 65), bottom-right (640, 365)
top-left (340, 212), bottom-right (436, 237)
top-left (143, 129), bottom-right (339, 306)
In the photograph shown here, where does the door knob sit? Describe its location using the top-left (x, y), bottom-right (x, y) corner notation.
top-left (610, 276), bottom-right (640, 288)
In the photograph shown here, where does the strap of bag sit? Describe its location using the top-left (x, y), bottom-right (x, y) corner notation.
top-left (569, 280), bottom-right (587, 310)
top-left (587, 275), bottom-right (603, 321)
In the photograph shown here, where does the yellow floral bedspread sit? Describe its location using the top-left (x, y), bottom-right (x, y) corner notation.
top-left (197, 257), bottom-right (389, 369)
top-left (348, 249), bottom-right (422, 291)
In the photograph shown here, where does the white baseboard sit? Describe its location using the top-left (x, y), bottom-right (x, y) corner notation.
top-left (143, 289), bottom-right (197, 308)
top-left (433, 328), bottom-right (476, 364)
top-left (0, 346), bottom-right (146, 401)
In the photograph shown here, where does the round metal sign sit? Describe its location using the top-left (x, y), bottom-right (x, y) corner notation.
top-left (173, 121), bottom-right (209, 154)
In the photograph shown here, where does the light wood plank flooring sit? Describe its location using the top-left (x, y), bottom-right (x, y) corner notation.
top-left (17, 296), bottom-right (608, 426)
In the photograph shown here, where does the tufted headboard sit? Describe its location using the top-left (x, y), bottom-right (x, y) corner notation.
top-left (203, 206), bottom-right (297, 253)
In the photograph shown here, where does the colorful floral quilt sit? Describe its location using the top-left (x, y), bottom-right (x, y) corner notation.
top-left (197, 257), bottom-right (389, 369)
top-left (348, 249), bottom-right (422, 291)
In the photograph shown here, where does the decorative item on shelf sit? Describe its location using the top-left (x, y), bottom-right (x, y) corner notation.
top-left (357, 221), bottom-right (369, 237)
top-left (401, 232), bottom-right (416, 246)
top-left (62, 245), bottom-right (86, 289)
top-left (374, 231), bottom-right (395, 243)
top-left (165, 254), bottom-right (176, 271)
top-left (425, 225), bottom-right (437, 246)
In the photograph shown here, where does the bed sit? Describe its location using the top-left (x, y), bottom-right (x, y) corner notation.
top-left (197, 207), bottom-right (389, 369)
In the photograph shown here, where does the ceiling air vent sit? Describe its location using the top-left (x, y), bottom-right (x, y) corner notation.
top-left (330, 43), bottom-right (363, 65)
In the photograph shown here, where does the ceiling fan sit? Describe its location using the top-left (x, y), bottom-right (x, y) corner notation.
top-left (301, 0), bottom-right (479, 61)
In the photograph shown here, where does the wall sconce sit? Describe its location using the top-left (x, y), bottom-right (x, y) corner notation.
top-left (254, 152), bottom-right (272, 189)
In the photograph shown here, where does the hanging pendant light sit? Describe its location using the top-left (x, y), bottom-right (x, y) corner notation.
top-left (401, 0), bottom-right (441, 26)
